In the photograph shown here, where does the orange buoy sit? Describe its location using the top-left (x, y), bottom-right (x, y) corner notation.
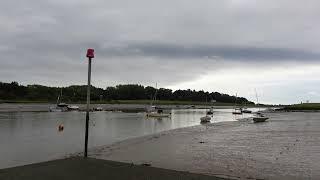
top-left (58, 124), bottom-right (64, 132)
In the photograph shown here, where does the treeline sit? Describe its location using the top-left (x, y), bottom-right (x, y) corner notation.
top-left (0, 81), bottom-right (253, 104)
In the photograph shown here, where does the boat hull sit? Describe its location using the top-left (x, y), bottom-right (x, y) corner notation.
top-left (242, 110), bottom-right (252, 113)
top-left (67, 106), bottom-right (79, 111)
top-left (200, 116), bottom-right (211, 123)
top-left (253, 117), bottom-right (268, 123)
top-left (146, 113), bottom-right (171, 118)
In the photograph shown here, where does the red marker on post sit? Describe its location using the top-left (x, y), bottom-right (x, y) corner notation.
top-left (86, 48), bottom-right (94, 58)
top-left (84, 48), bottom-right (94, 157)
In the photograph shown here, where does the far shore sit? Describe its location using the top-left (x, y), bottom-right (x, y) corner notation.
top-left (0, 101), bottom-right (273, 113)
top-left (0, 99), bottom-right (243, 106)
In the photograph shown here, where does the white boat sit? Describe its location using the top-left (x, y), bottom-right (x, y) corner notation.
top-left (200, 115), bottom-right (211, 123)
top-left (253, 113), bottom-right (268, 123)
top-left (146, 84), bottom-right (171, 118)
top-left (49, 107), bottom-right (63, 112)
top-left (232, 108), bottom-right (243, 115)
top-left (93, 107), bottom-right (103, 111)
top-left (49, 90), bottom-right (68, 112)
top-left (232, 94), bottom-right (243, 115)
top-left (147, 111), bottom-right (171, 118)
top-left (146, 105), bottom-right (171, 118)
top-left (67, 105), bottom-right (79, 111)
top-left (253, 90), bottom-right (269, 123)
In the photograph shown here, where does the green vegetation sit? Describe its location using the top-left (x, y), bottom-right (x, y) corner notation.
top-left (0, 81), bottom-right (254, 105)
top-left (284, 103), bottom-right (320, 111)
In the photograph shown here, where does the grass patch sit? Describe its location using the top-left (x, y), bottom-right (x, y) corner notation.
top-left (284, 103), bottom-right (320, 110)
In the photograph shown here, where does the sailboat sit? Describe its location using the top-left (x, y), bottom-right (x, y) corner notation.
top-left (200, 115), bottom-right (211, 123)
top-left (206, 106), bottom-right (214, 115)
top-left (200, 97), bottom-right (212, 123)
top-left (252, 89), bottom-right (269, 123)
top-left (50, 89), bottom-right (68, 112)
top-left (49, 89), bottom-right (80, 112)
top-left (232, 93), bottom-right (243, 115)
top-left (241, 103), bottom-right (252, 113)
top-left (146, 84), bottom-right (170, 118)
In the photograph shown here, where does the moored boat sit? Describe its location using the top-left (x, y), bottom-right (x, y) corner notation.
top-left (232, 108), bottom-right (243, 115)
top-left (49, 90), bottom-right (69, 112)
top-left (253, 113), bottom-right (269, 123)
top-left (253, 116), bottom-right (268, 123)
top-left (232, 94), bottom-right (243, 115)
top-left (93, 107), bottom-right (103, 111)
top-left (146, 84), bottom-right (171, 118)
top-left (206, 107), bottom-right (214, 115)
top-left (253, 90), bottom-right (269, 123)
top-left (242, 109), bottom-right (252, 113)
top-left (67, 105), bottom-right (79, 111)
top-left (147, 109), bottom-right (171, 118)
top-left (200, 115), bottom-right (211, 123)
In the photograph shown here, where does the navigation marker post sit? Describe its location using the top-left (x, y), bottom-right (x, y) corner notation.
top-left (84, 48), bottom-right (94, 157)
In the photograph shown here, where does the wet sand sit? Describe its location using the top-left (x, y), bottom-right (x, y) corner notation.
top-left (91, 112), bottom-right (320, 179)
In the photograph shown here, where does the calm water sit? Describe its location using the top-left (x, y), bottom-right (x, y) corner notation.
top-left (0, 108), bottom-right (258, 168)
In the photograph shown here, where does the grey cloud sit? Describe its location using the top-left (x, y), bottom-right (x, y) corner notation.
top-left (1, 0), bottom-right (320, 104)
top-left (99, 43), bottom-right (320, 61)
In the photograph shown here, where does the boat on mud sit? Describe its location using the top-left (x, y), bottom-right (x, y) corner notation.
top-left (49, 89), bottom-right (79, 112)
top-left (253, 112), bottom-right (269, 123)
top-left (232, 108), bottom-right (243, 115)
top-left (200, 115), bottom-right (211, 123)
top-left (252, 90), bottom-right (269, 123)
top-left (206, 107), bottom-right (214, 115)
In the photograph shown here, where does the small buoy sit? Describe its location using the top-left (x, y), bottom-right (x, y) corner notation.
top-left (58, 124), bottom-right (64, 132)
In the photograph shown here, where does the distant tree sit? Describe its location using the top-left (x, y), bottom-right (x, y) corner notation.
top-left (0, 81), bottom-right (254, 104)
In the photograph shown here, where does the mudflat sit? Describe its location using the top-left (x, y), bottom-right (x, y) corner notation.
top-left (91, 112), bottom-right (320, 179)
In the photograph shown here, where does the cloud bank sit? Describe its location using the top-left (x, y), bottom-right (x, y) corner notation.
top-left (1, 0), bottom-right (320, 104)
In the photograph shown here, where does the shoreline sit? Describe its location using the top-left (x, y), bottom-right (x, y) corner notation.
top-left (0, 103), bottom-right (244, 113)
top-left (0, 102), bottom-right (276, 113)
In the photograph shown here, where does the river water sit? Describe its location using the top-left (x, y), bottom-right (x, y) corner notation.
top-left (0, 108), bottom-right (258, 169)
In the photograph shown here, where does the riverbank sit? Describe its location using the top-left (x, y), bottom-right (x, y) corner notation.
top-left (0, 99), bottom-right (237, 106)
top-left (0, 103), bottom-right (244, 112)
top-left (0, 157), bottom-right (224, 180)
top-left (90, 112), bottom-right (320, 179)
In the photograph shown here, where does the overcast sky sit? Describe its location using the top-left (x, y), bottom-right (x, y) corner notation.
top-left (1, 0), bottom-right (320, 104)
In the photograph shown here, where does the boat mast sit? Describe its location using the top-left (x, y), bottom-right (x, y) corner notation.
top-left (234, 93), bottom-right (238, 110)
top-left (56, 89), bottom-right (62, 105)
top-left (255, 89), bottom-right (260, 111)
top-left (151, 83), bottom-right (158, 106)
